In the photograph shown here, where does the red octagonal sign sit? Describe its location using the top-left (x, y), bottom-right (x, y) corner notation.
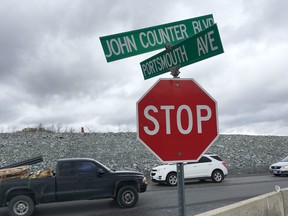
top-left (137, 78), bottom-right (219, 162)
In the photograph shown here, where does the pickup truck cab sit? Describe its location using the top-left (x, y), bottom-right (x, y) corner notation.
top-left (0, 158), bottom-right (147, 216)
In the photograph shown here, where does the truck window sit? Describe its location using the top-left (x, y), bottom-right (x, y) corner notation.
top-left (58, 162), bottom-right (76, 176)
top-left (76, 161), bottom-right (99, 176)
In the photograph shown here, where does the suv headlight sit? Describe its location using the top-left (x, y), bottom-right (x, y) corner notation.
top-left (282, 166), bottom-right (288, 170)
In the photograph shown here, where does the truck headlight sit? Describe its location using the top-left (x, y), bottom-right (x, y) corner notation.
top-left (142, 177), bottom-right (148, 184)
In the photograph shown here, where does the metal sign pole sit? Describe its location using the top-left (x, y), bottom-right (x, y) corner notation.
top-left (177, 162), bottom-right (186, 216)
top-left (166, 43), bottom-right (186, 216)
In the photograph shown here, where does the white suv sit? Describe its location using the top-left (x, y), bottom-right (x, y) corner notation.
top-left (150, 154), bottom-right (228, 186)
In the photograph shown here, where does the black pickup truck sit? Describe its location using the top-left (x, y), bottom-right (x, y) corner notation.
top-left (0, 158), bottom-right (147, 216)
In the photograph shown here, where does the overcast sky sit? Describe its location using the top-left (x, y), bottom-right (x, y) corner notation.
top-left (0, 0), bottom-right (287, 135)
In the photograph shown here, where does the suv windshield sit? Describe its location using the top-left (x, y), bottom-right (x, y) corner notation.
top-left (282, 156), bottom-right (288, 162)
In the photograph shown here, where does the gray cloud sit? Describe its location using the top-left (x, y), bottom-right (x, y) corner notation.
top-left (0, 0), bottom-right (287, 135)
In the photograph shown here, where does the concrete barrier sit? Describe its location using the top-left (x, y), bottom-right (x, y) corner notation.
top-left (196, 188), bottom-right (288, 216)
top-left (282, 188), bottom-right (288, 216)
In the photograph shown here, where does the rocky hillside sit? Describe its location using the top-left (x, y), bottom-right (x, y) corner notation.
top-left (1, 132), bottom-right (288, 176)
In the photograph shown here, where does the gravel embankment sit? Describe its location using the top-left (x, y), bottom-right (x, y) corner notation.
top-left (1, 132), bottom-right (288, 176)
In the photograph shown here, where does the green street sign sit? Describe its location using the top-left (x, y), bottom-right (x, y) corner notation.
top-left (100, 14), bottom-right (214, 62)
top-left (140, 24), bottom-right (224, 80)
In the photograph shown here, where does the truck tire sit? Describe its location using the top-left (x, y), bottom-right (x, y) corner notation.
top-left (8, 195), bottom-right (35, 216)
top-left (116, 185), bottom-right (138, 208)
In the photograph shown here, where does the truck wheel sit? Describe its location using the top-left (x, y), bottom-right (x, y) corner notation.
top-left (116, 185), bottom-right (138, 208)
top-left (8, 195), bottom-right (35, 216)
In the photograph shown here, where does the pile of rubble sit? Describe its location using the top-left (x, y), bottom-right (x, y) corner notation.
top-left (1, 132), bottom-right (288, 176)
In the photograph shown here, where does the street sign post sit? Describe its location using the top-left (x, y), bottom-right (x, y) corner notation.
top-left (100, 14), bottom-right (214, 62)
top-left (137, 78), bottom-right (219, 163)
top-left (140, 23), bottom-right (224, 80)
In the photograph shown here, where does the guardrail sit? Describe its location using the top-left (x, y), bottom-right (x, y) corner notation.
top-left (196, 188), bottom-right (288, 216)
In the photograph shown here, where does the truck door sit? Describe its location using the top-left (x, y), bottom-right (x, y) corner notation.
top-left (74, 161), bottom-right (115, 199)
top-left (56, 161), bottom-right (77, 201)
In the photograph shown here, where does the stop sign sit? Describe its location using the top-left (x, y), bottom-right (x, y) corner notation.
top-left (137, 78), bottom-right (218, 162)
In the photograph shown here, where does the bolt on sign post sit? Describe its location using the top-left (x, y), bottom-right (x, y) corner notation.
top-left (100, 14), bottom-right (214, 62)
top-left (140, 23), bottom-right (224, 80)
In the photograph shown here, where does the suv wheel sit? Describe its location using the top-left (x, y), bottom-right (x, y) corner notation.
top-left (116, 185), bottom-right (138, 208)
top-left (166, 172), bottom-right (177, 186)
top-left (211, 170), bottom-right (224, 183)
top-left (8, 195), bottom-right (35, 216)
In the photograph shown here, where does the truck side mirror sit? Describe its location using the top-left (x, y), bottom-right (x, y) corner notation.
top-left (98, 168), bottom-right (105, 175)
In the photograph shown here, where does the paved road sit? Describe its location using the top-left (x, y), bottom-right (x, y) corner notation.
top-left (1, 175), bottom-right (288, 216)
